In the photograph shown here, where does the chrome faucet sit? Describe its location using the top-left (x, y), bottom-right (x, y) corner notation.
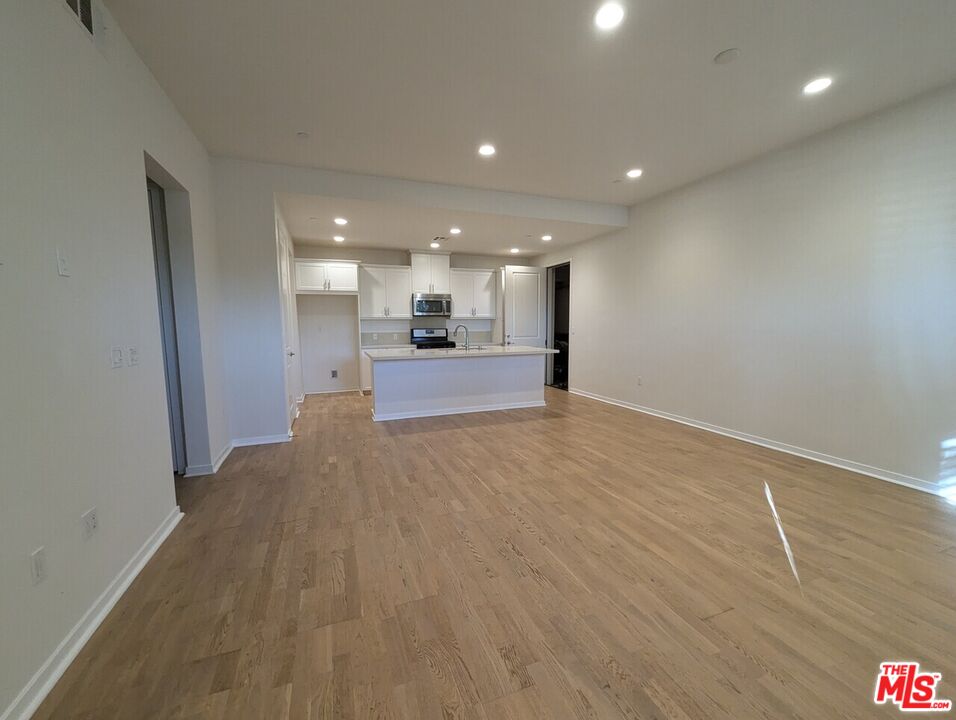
top-left (453, 324), bottom-right (470, 350)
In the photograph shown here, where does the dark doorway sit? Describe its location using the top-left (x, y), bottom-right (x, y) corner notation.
top-left (147, 179), bottom-right (187, 474)
top-left (548, 263), bottom-right (570, 390)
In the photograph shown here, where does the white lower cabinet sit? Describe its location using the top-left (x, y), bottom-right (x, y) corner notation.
top-left (450, 269), bottom-right (496, 318)
top-left (359, 265), bottom-right (412, 318)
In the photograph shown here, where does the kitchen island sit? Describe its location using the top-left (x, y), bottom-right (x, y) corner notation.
top-left (364, 345), bottom-right (558, 421)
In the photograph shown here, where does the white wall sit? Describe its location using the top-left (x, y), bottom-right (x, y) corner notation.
top-left (298, 295), bottom-right (361, 393)
top-left (536, 83), bottom-right (956, 493)
top-left (0, 2), bottom-right (227, 717)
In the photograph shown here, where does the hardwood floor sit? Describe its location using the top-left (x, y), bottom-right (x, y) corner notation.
top-left (35, 388), bottom-right (956, 719)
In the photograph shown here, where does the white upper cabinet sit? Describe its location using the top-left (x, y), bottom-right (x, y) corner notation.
top-left (473, 269), bottom-right (496, 318)
top-left (385, 267), bottom-right (412, 318)
top-left (295, 260), bottom-right (358, 293)
top-left (410, 253), bottom-right (450, 294)
top-left (360, 265), bottom-right (412, 318)
top-left (450, 268), bottom-right (496, 319)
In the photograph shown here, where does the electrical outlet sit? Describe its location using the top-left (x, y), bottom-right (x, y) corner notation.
top-left (56, 248), bottom-right (71, 277)
top-left (82, 507), bottom-right (98, 539)
top-left (30, 547), bottom-right (47, 585)
top-left (110, 346), bottom-right (124, 369)
top-left (372, 333), bottom-right (378, 341)
top-left (331, 369), bottom-right (338, 378)
top-left (392, 333), bottom-right (398, 340)
top-left (127, 346), bottom-right (140, 366)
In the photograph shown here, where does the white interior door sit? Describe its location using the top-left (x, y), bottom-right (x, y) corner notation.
top-left (504, 265), bottom-right (547, 347)
top-left (276, 219), bottom-right (298, 432)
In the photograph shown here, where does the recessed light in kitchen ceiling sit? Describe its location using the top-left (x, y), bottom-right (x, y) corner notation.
top-left (334, 217), bottom-right (348, 225)
top-left (430, 242), bottom-right (441, 249)
top-left (594, 2), bottom-right (625, 30)
top-left (803, 76), bottom-right (833, 95)
top-left (450, 227), bottom-right (461, 235)
top-left (541, 235), bottom-right (552, 241)
top-left (478, 144), bottom-right (496, 157)
top-left (626, 168), bottom-right (643, 179)
top-left (510, 248), bottom-right (520, 254)
top-left (333, 236), bottom-right (345, 243)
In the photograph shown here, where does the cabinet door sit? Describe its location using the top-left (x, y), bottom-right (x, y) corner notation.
top-left (359, 266), bottom-right (387, 318)
top-left (430, 254), bottom-right (451, 294)
top-left (326, 263), bottom-right (358, 292)
top-left (295, 260), bottom-right (327, 292)
top-left (385, 267), bottom-right (412, 318)
top-left (473, 270), bottom-right (496, 318)
top-left (450, 270), bottom-right (475, 318)
top-left (410, 253), bottom-right (431, 294)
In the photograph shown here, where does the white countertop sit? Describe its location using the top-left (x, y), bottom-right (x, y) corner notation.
top-left (365, 345), bottom-right (558, 361)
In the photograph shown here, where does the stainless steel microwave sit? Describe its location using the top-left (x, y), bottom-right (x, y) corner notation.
top-left (412, 293), bottom-right (452, 317)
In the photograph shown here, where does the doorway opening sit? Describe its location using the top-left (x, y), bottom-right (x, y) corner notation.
top-left (547, 262), bottom-right (570, 390)
top-left (147, 179), bottom-right (187, 474)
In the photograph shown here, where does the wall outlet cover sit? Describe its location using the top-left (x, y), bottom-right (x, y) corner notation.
top-left (30, 547), bottom-right (47, 585)
top-left (56, 248), bottom-right (71, 277)
top-left (127, 346), bottom-right (140, 366)
top-left (110, 346), bottom-right (124, 369)
top-left (82, 507), bottom-right (98, 539)
top-left (331, 369), bottom-right (338, 378)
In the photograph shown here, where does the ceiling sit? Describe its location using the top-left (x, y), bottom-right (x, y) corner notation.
top-left (105, 0), bottom-right (956, 204)
top-left (278, 194), bottom-right (616, 256)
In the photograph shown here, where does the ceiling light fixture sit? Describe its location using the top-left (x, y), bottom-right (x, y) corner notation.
top-left (478, 143), bottom-right (496, 157)
top-left (450, 227), bottom-right (461, 235)
top-left (334, 217), bottom-right (348, 225)
top-left (296, 131), bottom-right (310, 139)
top-left (430, 241), bottom-right (441, 249)
top-left (333, 235), bottom-right (345, 243)
top-left (626, 168), bottom-right (643, 179)
top-left (541, 235), bottom-right (552, 241)
top-left (510, 248), bottom-right (520, 254)
top-left (803, 76), bottom-right (832, 95)
top-left (594, 2), bottom-right (625, 30)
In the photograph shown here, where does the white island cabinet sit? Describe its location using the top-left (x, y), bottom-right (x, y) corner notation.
top-left (364, 345), bottom-right (557, 421)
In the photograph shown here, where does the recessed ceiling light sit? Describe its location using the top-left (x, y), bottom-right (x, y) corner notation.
top-left (594, 2), bottom-right (625, 30)
top-left (713, 48), bottom-right (740, 65)
top-left (626, 168), bottom-right (643, 179)
top-left (541, 235), bottom-right (552, 241)
top-left (803, 76), bottom-right (832, 95)
top-left (510, 248), bottom-right (520, 254)
top-left (334, 217), bottom-right (348, 225)
top-left (450, 227), bottom-right (461, 235)
top-left (478, 143), bottom-right (496, 157)
top-left (333, 235), bottom-right (345, 243)
top-left (296, 131), bottom-right (310, 139)
top-left (430, 241), bottom-right (441, 249)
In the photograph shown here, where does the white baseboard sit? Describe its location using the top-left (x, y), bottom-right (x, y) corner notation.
top-left (183, 441), bottom-right (233, 477)
top-left (1, 507), bottom-right (183, 720)
top-left (372, 400), bottom-right (545, 422)
top-left (568, 388), bottom-right (939, 496)
top-left (304, 388), bottom-right (360, 395)
top-left (231, 434), bottom-right (292, 448)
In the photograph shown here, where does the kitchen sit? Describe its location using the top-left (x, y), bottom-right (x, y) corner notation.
top-left (277, 195), bottom-right (601, 424)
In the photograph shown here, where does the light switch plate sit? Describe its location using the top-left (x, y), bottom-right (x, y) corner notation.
top-left (110, 346), bottom-right (124, 369)
top-left (56, 248), bottom-right (71, 277)
top-left (127, 346), bottom-right (140, 366)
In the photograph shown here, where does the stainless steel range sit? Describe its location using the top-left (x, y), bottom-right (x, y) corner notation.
top-left (411, 328), bottom-right (456, 349)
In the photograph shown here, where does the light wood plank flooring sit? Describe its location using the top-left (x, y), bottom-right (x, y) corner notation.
top-left (36, 389), bottom-right (956, 719)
